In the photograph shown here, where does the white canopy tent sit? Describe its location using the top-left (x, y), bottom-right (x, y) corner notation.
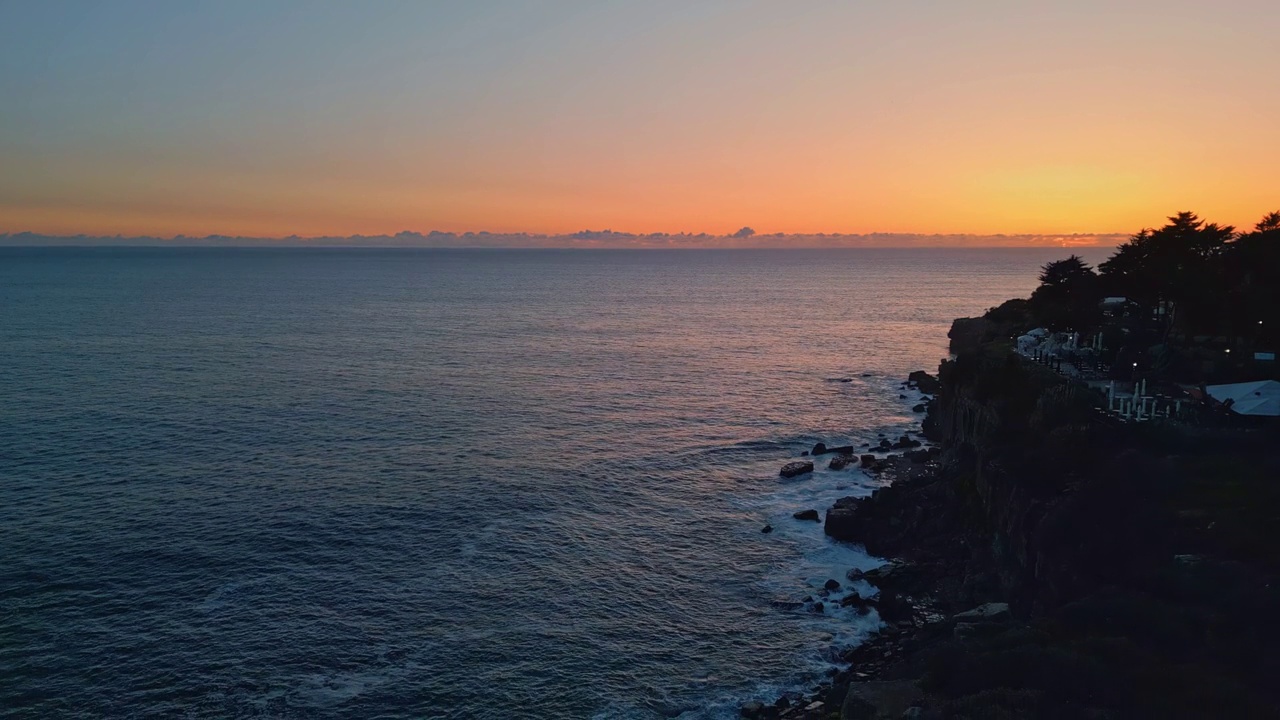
top-left (1206, 380), bottom-right (1280, 417)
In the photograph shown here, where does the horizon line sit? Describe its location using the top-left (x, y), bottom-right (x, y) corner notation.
top-left (0, 229), bottom-right (1129, 250)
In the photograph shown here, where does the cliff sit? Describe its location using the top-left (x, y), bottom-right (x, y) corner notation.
top-left (786, 323), bottom-right (1280, 719)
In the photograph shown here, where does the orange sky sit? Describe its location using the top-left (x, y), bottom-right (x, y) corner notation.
top-left (1, 2), bottom-right (1277, 240)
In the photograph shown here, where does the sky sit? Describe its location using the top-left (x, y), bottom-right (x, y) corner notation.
top-left (1, 1), bottom-right (1278, 241)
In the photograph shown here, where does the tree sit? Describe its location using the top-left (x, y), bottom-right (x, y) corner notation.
top-left (1030, 255), bottom-right (1101, 330)
top-left (1098, 212), bottom-right (1236, 336)
top-left (1254, 211), bottom-right (1280, 233)
top-left (1039, 255), bottom-right (1094, 288)
top-left (1224, 210), bottom-right (1280, 344)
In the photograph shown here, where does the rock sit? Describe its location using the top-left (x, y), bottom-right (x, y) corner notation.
top-left (899, 394), bottom-right (907, 399)
top-left (953, 622), bottom-right (1006, 640)
top-left (824, 506), bottom-right (858, 541)
top-left (812, 602), bottom-right (825, 613)
top-left (780, 461), bottom-right (814, 478)
top-left (842, 681), bottom-right (924, 720)
top-left (841, 694), bottom-right (878, 720)
top-left (904, 449), bottom-right (931, 464)
top-left (761, 524), bottom-right (773, 534)
top-left (860, 454), bottom-right (876, 465)
top-left (953, 602), bottom-right (1011, 623)
top-left (824, 578), bottom-right (841, 591)
top-left (862, 563), bottom-right (903, 582)
top-left (803, 700), bottom-right (824, 712)
top-left (907, 370), bottom-right (941, 395)
top-left (793, 509), bottom-right (821, 522)
top-left (912, 403), bottom-right (926, 413)
top-left (739, 700), bottom-right (764, 717)
top-left (801, 595), bottom-right (814, 603)
top-left (846, 568), bottom-right (865, 581)
top-left (812, 442), bottom-right (828, 455)
top-left (874, 589), bottom-right (913, 623)
top-left (800, 451), bottom-right (809, 456)
top-left (878, 439), bottom-right (893, 449)
top-left (840, 593), bottom-right (871, 610)
top-left (825, 684), bottom-right (850, 710)
top-left (830, 445), bottom-right (855, 456)
top-left (828, 456), bottom-right (852, 471)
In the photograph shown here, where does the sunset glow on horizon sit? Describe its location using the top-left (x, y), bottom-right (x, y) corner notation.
top-left (2, 2), bottom-right (1278, 241)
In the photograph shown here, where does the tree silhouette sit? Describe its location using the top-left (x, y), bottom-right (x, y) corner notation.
top-left (1099, 212), bottom-right (1235, 336)
top-left (1226, 210), bottom-right (1280, 343)
top-left (1030, 255), bottom-right (1101, 330)
top-left (1253, 211), bottom-right (1280, 233)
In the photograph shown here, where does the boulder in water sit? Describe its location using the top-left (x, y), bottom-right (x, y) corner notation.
top-left (908, 370), bottom-right (941, 394)
top-left (793, 509), bottom-right (821, 522)
top-left (761, 524), bottom-right (773, 534)
top-left (811, 442), bottom-right (827, 455)
top-left (824, 506), bottom-right (858, 541)
top-left (779, 461), bottom-right (814, 478)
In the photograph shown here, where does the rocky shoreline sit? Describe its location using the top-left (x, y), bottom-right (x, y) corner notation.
top-left (747, 440), bottom-right (983, 720)
top-left (744, 328), bottom-right (1280, 718)
top-left (743, 373), bottom-right (964, 720)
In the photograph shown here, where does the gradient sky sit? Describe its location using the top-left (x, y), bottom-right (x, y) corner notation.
top-left (2, 1), bottom-right (1277, 239)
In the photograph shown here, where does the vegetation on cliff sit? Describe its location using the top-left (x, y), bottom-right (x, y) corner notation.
top-left (952, 210), bottom-right (1280, 384)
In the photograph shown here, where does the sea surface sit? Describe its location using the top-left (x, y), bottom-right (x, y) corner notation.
top-left (0, 247), bottom-right (1106, 719)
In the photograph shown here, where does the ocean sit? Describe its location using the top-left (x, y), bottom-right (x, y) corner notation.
top-left (0, 247), bottom-right (1105, 719)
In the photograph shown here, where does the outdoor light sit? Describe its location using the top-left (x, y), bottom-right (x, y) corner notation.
top-left (1132, 362), bottom-right (1138, 368)
top-left (1226, 349), bottom-right (1231, 354)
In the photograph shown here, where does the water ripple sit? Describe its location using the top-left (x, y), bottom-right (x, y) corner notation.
top-left (0, 247), bottom-right (1086, 718)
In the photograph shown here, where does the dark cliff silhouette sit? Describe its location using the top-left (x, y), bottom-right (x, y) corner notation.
top-left (961, 210), bottom-right (1280, 384)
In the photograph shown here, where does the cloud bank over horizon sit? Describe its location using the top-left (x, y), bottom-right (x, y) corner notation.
top-left (0, 230), bottom-right (1128, 249)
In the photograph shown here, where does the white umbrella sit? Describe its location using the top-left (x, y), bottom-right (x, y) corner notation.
top-left (1206, 380), bottom-right (1280, 417)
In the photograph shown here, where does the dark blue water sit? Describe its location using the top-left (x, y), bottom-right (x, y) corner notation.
top-left (0, 248), bottom-right (1095, 718)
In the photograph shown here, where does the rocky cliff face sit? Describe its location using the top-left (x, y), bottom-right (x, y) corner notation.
top-left (806, 322), bottom-right (1280, 718)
